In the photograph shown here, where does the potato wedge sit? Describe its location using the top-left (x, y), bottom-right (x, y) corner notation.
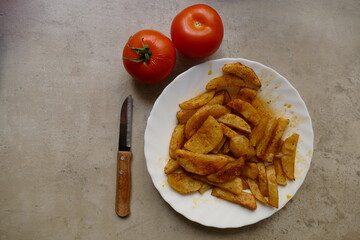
top-left (211, 136), bottom-right (227, 153)
top-left (246, 178), bottom-right (268, 204)
top-left (280, 133), bottom-right (299, 180)
top-left (217, 113), bottom-right (251, 134)
top-left (266, 164), bottom-right (278, 208)
top-left (211, 188), bottom-right (257, 210)
top-left (263, 117), bottom-right (290, 162)
top-left (222, 62), bottom-right (261, 88)
top-left (185, 104), bottom-right (230, 139)
top-left (179, 90), bottom-right (216, 110)
top-left (229, 135), bottom-right (255, 158)
top-left (169, 124), bottom-right (185, 159)
top-left (206, 92), bottom-right (225, 105)
top-left (193, 175), bottom-right (245, 195)
top-left (206, 156), bottom-right (246, 183)
top-left (241, 162), bottom-right (259, 180)
top-left (257, 162), bottom-right (268, 197)
top-left (206, 74), bottom-right (245, 91)
top-left (237, 87), bottom-right (257, 103)
top-left (184, 115), bottom-right (223, 154)
top-left (273, 157), bottom-right (287, 186)
top-left (250, 117), bottom-right (269, 147)
top-left (198, 183), bottom-right (212, 194)
top-left (220, 123), bottom-right (239, 138)
top-left (167, 172), bottom-right (203, 194)
top-left (256, 117), bottom-right (277, 159)
top-left (227, 99), bottom-right (261, 126)
top-left (164, 158), bottom-right (180, 174)
top-left (176, 149), bottom-right (234, 175)
top-left (176, 109), bottom-right (197, 124)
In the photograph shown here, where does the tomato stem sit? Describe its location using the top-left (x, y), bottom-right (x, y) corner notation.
top-left (124, 39), bottom-right (152, 62)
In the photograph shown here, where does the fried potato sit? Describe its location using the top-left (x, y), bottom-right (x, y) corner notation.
top-left (273, 157), bottom-right (287, 186)
top-left (179, 90), bottom-right (216, 110)
top-left (266, 164), bottom-right (278, 208)
top-left (263, 117), bottom-right (290, 162)
top-left (164, 158), bottom-right (180, 174)
top-left (206, 92), bottom-right (225, 105)
top-left (227, 99), bottom-right (261, 126)
top-left (229, 135), bottom-right (255, 158)
top-left (211, 188), bottom-right (257, 210)
top-left (206, 74), bottom-right (245, 91)
top-left (246, 178), bottom-right (268, 204)
top-left (206, 156), bottom-right (246, 183)
top-left (211, 136), bottom-right (227, 153)
top-left (198, 183), bottom-right (212, 194)
top-left (185, 104), bottom-right (230, 139)
top-left (242, 162), bottom-right (259, 180)
top-left (184, 116), bottom-right (223, 154)
top-left (222, 139), bottom-right (230, 154)
top-left (167, 172), bottom-right (203, 194)
top-left (222, 62), bottom-right (261, 88)
top-left (280, 133), bottom-right (299, 180)
top-left (217, 113), bottom-right (251, 134)
top-left (176, 149), bottom-right (234, 175)
top-left (220, 123), bottom-right (239, 138)
top-left (176, 109), bottom-right (197, 124)
top-left (256, 117), bottom-right (277, 159)
top-left (257, 162), bottom-right (268, 197)
top-left (250, 117), bottom-right (269, 147)
top-left (194, 175), bottom-right (245, 195)
top-left (237, 87), bottom-right (257, 103)
top-left (169, 124), bottom-right (185, 159)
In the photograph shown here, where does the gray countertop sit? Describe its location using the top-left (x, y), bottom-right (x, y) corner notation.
top-left (1, 0), bottom-right (359, 239)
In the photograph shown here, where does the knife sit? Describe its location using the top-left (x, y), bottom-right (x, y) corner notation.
top-left (116, 95), bottom-right (133, 217)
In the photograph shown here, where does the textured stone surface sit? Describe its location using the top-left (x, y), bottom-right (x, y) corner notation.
top-left (0, 0), bottom-right (359, 239)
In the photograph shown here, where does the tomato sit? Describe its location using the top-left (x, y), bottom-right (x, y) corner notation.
top-left (171, 4), bottom-right (224, 59)
top-left (123, 29), bottom-right (176, 84)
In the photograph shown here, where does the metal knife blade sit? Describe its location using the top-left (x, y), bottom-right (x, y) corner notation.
top-left (116, 95), bottom-right (133, 217)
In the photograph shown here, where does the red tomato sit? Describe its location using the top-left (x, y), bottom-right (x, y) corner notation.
top-left (171, 4), bottom-right (224, 59)
top-left (123, 29), bottom-right (176, 84)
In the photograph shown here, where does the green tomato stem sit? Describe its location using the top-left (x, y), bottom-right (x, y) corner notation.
top-left (124, 39), bottom-right (152, 62)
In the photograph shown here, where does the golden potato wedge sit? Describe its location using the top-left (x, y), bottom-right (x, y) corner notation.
top-left (211, 188), bottom-right (257, 210)
top-left (222, 139), bottom-right (230, 154)
top-left (176, 109), bottom-right (197, 124)
top-left (220, 123), bottom-right (240, 138)
top-left (273, 157), bottom-right (287, 186)
top-left (184, 115), bottom-right (223, 154)
top-left (206, 74), bottom-right (245, 91)
top-left (256, 117), bottom-right (277, 159)
top-left (176, 149), bottom-right (234, 175)
top-left (280, 133), bottom-right (299, 180)
top-left (246, 178), bottom-right (268, 204)
top-left (250, 117), bottom-right (269, 147)
top-left (193, 175), bottom-right (245, 195)
top-left (229, 135), bottom-right (255, 158)
top-left (185, 104), bottom-right (230, 139)
top-left (241, 162), bottom-right (259, 180)
top-left (206, 156), bottom-right (246, 183)
top-left (167, 172), bottom-right (203, 194)
top-left (217, 113), bottom-right (251, 134)
top-left (179, 90), bottom-right (216, 110)
top-left (237, 87), bottom-right (257, 103)
top-left (251, 97), bottom-right (273, 119)
top-left (211, 136), bottom-right (227, 153)
top-left (257, 162), bottom-right (268, 197)
top-left (206, 92), bottom-right (225, 106)
top-left (169, 124), bottom-right (185, 159)
top-left (164, 158), bottom-right (180, 174)
top-left (198, 183), bottom-right (212, 194)
top-left (227, 99), bottom-right (261, 126)
top-left (222, 62), bottom-right (261, 88)
top-left (266, 164), bottom-right (278, 208)
top-left (263, 117), bottom-right (290, 162)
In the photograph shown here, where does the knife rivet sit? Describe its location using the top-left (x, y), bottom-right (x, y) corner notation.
top-left (119, 170), bottom-right (124, 175)
top-left (120, 156), bottom-right (125, 161)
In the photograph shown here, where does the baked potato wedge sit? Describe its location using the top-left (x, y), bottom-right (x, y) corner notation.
top-left (206, 73), bottom-right (245, 91)
top-left (217, 113), bottom-right (251, 134)
top-left (167, 172), bottom-right (203, 194)
top-left (227, 99), bottom-right (261, 126)
top-left (179, 90), bottom-right (216, 110)
top-left (222, 62), bottom-right (261, 88)
top-left (211, 188), bottom-right (257, 210)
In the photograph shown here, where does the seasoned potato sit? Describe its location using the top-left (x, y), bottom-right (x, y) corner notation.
top-left (211, 188), bottom-right (257, 210)
top-left (206, 92), bottom-right (225, 105)
top-left (185, 104), bottom-right (230, 139)
top-left (164, 158), bottom-right (180, 174)
top-left (266, 164), bottom-right (278, 208)
top-left (206, 156), bottom-right (246, 183)
top-left (198, 183), bottom-right (212, 194)
top-left (194, 175), bottom-right (245, 195)
top-left (250, 117), bottom-right (269, 147)
top-left (241, 162), bottom-right (259, 180)
top-left (167, 173), bottom-right (203, 194)
top-left (206, 74), bottom-right (245, 91)
top-left (263, 117), bottom-right (289, 162)
top-left (227, 99), bottom-right (261, 126)
top-left (256, 117), bottom-right (277, 159)
top-left (220, 123), bottom-right (240, 138)
top-left (179, 90), bottom-right (216, 110)
top-left (273, 157), bottom-right (287, 186)
top-left (217, 113), bottom-right (251, 134)
top-left (246, 178), bottom-right (267, 204)
top-left (184, 115), bottom-right (223, 154)
top-left (280, 133), bottom-right (299, 180)
top-left (176, 109), bottom-right (197, 124)
top-left (257, 162), bottom-right (268, 197)
top-left (169, 124), bottom-right (185, 159)
top-left (229, 135), bottom-right (255, 158)
top-left (222, 62), bottom-right (261, 88)
top-left (211, 136), bottom-right (227, 153)
top-left (176, 149), bottom-right (234, 175)
top-left (237, 87), bottom-right (257, 103)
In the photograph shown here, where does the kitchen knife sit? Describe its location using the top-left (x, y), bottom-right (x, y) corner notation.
top-left (116, 95), bottom-right (133, 217)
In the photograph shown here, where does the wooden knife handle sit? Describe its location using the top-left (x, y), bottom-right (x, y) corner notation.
top-left (115, 151), bottom-right (132, 217)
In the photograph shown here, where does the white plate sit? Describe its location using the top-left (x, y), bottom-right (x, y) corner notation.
top-left (144, 58), bottom-right (313, 228)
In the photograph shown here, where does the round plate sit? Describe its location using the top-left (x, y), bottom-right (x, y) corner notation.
top-left (144, 58), bottom-right (313, 228)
